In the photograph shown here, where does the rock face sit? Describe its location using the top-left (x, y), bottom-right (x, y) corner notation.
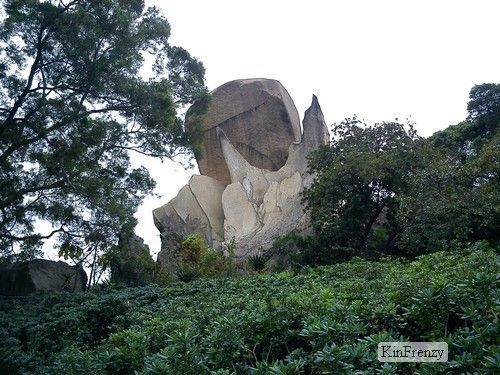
top-left (154, 79), bottom-right (329, 267)
top-left (186, 79), bottom-right (302, 185)
top-left (0, 259), bottom-right (87, 296)
top-left (153, 175), bottom-right (225, 271)
top-left (218, 95), bottom-right (329, 258)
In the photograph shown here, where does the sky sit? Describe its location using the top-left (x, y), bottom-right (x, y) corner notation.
top-left (130, 0), bottom-right (500, 257)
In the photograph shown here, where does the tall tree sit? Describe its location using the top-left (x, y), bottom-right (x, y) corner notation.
top-left (397, 84), bottom-right (499, 253)
top-left (396, 139), bottom-right (499, 254)
top-left (303, 119), bottom-right (421, 257)
top-left (431, 83), bottom-right (500, 160)
top-left (0, 0), bottom-right (207, 268)
top-left (303, 84), bottom-right (499, 262)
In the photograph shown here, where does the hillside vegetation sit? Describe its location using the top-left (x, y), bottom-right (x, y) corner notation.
top-left (1, 245), bottom-right (498, 374)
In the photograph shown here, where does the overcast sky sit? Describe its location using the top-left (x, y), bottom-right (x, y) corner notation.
top-left (130, 0), bottom-right (500, 257)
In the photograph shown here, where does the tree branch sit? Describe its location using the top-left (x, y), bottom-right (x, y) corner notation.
top-left (0, 28), bottom-right (48, 137)
top-left (0, 179), bottom-right (66, 210)
top-left (0, 223), bottom-right (67, 242)
top-left (0, 104), bottom-right (136, 166)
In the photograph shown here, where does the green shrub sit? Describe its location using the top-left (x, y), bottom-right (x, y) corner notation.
top-left (175, 266), bottom-right (199, 282)
top-left (268, 231), bottom-right (357, 270)
top-left (109, 234), bottom-right (157, 287)
top-left (247, 253), bottom-right (270, 272)
top-left (179, 233), bottom-right (208, 266)
top-left (110, 251), bottom-right (157, 286)
top-left (105, 329), bottom-right (149, 374)
top-left (177, 233), bottom-right (231, 281)
top-left (0, 245), bottom-right (498, 374)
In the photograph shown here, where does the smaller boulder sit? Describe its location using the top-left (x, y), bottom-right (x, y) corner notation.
top-left (0, 259), bottom-right (87, 296)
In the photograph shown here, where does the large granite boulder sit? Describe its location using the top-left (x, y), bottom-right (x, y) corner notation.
top-left (219, 95), bottom-right (329, 258)
top-left (154, 79), bottom-right (329, 267)
top-left (186, 79), bottom-right (302, 185)
top-left (0, 259), bottom-right (87, 295)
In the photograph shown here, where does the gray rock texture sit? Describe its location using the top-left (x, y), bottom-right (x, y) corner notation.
top-left (154, 79), bottom-right (329, 267)
top-left (153, 175), bottom-right (225, 269)
top-left (185, 79), bottom-right (301, 185)
top-left (0, 259), bottom-right (87, 295)
top-left (219, 95), bottom-right (329, 259)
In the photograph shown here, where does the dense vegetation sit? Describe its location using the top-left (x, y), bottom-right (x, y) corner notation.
top-left (0, 0), bottom-right (206, 281)
top-left (1, 244), bottom-right (498, 374)
top-left (296, 83), bottom-right (499, 264)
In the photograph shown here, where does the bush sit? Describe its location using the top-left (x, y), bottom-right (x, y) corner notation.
top-left (247, 253), bottom-right (270, 273)
top-left (176, 233), bottom-right (231, 281)
top-left (268, 231), bottom-right (358, 270)
top-left (0, 245), bottom-right (498, 374)
top-left (109, 234), bottom-right (157, 287)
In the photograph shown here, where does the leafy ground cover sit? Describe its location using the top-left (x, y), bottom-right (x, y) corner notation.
top-left (0, 245), bottom-right (498, 374)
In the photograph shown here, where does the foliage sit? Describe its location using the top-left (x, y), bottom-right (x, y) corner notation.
top-left (397, 84), bottom-right (500, 254)
top-left (396, 138), bottom-right (499, 254)
top-left (246, 253), bottom-right (270, 273)
top-left (0, 245), bottom-right (498, 373)
top-left (467, 83), bottom-right (500, 140)
top-left (268, 231), bottom-right (345, 271)
top-left (108, 234), bottom-right (157, 287)
top-left (222, 236), bottom-right (237, 275)
top-left (0, 0), bottom-right (207, 272)
top-left (303, 119), bottom-right (421, 257)
top-left (431, 84), bottom-right (499, 162)
top-left (176, 233), bottom-right (230, 281)
top-left (110, 251), bottom-right (157, 286)
top-left (303, 84), bottom-right (499, 262)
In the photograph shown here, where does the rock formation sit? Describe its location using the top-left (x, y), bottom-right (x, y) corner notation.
top-left (0, 259), bottom-right (87, 295)
top-left (154, 78), bottom-right (329, 267)
top-left (154, 175), bottom-right (226, 271)
top-left (185, 79), bottom-right (302, 185)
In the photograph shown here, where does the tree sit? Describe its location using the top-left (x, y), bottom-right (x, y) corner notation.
top-left (303, 118), bottom-right (421, 259)
top-left (397, 85), bottom-right (499, 253)
top-left (303, 84), bottom-right (499, 262)
top-left (396, 139), bottom-right (499, 254)
top-left (431, 83), bottom-right (500, 161)
top-left (467, 83), bottom-right (500, 126)
top-left (0, 0), bottom-right (207, 271)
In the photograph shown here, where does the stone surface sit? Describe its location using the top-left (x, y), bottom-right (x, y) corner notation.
top-left (153, 202), bottom-right (196, 271)
top-left (263, 95), bottom-right (330, 185)
top-left (186, 78), bottom-right (301, 185)
top-left (219, 128), bottom-right (271, 206)
top-left (0, 259), bottom-right (87, 295)
top-left (153, 175), bottom-right (225, 269)
top-left (218, 95), bottom-right (329, 259)
top-left (153, 79), bottom-right (330, 267)
top-left (222, 182), bottom-right (260, 240)
top-left (188, 175), bottom-right (225, 241)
